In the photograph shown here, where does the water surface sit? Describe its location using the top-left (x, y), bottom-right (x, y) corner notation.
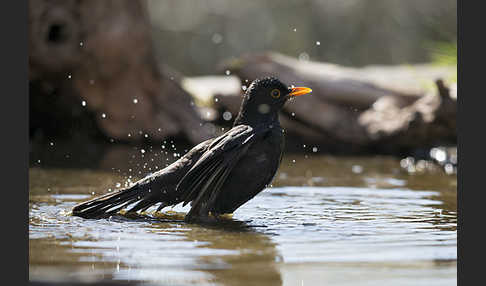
top-left (29, 144), bottom-right (457, 285)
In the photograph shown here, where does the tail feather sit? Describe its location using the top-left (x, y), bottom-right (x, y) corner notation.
top-left (126, 197), bottom-right (158, 213)
top-left (72, 136), bottom-right (216, 220)
top-left (72, 184), bottom-right (160, 218)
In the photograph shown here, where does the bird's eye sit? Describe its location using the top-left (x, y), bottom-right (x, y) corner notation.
top-left (270, 89), bottom-right (281, 98)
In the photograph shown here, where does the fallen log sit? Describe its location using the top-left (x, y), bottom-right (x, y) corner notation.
top-left (221, 53), bottom-right (446, 109)
top-left (359, 79), bottom-right (457, 151)
top-left (186, 53), bottom-right (456, 153)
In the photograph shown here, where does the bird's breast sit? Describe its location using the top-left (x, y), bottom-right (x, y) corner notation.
top-left (255, 153), bottom-right (268, 163)
top-left (211, 129), bottom-right (284, 214)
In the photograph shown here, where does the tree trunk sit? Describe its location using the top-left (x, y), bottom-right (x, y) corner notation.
top-left (29, 0), bottom-right (211, 144)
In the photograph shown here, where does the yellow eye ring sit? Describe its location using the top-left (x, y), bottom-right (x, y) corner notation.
top-left (270, 89), bottom-right (281, 98)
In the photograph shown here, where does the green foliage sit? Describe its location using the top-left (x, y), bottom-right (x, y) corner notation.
top-left (430, 42), bottom-right (457, 66)
top-left (428, 41), bottom-right (457, 83)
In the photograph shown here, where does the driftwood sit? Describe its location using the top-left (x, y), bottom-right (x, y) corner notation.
top-left (29, 0), bottom-right (211, 144)
top-left (186, 52), bottom-right (456, 153)
top-left (359, 79), bottom-right (456, 150)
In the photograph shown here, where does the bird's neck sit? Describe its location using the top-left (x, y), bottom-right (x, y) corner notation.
top-left (233, 110), bottom-right (280, 128)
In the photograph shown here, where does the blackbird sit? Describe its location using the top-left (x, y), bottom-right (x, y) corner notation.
top-left (72, 77), bottom-right (312, 223)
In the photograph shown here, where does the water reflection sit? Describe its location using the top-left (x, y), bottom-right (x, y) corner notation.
top-left (30, 190), bottom-right (282, 285)
top-left (179, 221), bottom-right (282, 286)
top-left (29, 142), bottom-right (456, 285)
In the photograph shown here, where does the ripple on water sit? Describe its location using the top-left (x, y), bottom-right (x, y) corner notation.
top-left (236, 187), bottom-right (456, 264)
top-left (29, 186), bottom-right (456, 284)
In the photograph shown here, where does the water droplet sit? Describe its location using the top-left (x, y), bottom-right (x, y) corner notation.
top-left (214, 98), bottom-right (219, 102)
top-left (430, 147), bottom-right (447, 162)
top-left (352, 165), bottom-right (363, 174)
top-left (291, 112), bottom-right (295, 117)
top-left (81, 100), bottom-right (86, 106)
top-left (116, 183), bottom-right (121, 188)
top-left (223, 111), bottom-right (232, 121)
top-left (293, 28), bottom-right (297, 32)
top-left (67, 74), bottom-right (72, 79)
top-left (242, 85), bottom-right (247, 91)
top-left (298, 52), bottom-right (309, 62)
top-left (444, 163), bottom-right (454, 175)
top-left (133, 98), bottom-right (138, 104)
top-left (316, 41), bottom-right (321, 46)
top-left (312, 147), bottom-right (318, 152)
top-left (101, 113), bottom-right (106, 118)
top-left (79, 42), bottom-right (84, 47)
top-left (211, 33), bottom-right (223, 44)
top-left (225, 70), bottom-right (231, 75)
top-left (400, 157), bottom-right (415, 169)
top-left (140, 149), bottom-right (146, 154)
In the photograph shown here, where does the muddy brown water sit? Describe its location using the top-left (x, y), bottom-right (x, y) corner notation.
top-left (29, 143), bottom-right (456, 285)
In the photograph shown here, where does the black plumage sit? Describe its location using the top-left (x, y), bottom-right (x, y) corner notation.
top-left (72, 77), bottom-right (311, 223)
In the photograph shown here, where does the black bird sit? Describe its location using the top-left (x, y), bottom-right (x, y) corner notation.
top-left (72, 77), bottom-right (312, 223)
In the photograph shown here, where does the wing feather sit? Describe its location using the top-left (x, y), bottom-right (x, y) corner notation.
top-left (176, 124), bottom-right (263, 218)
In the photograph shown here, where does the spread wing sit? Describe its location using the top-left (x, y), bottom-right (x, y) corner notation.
top-left (72, 138), bottom-right (215, 218)
top-left (175, 124), bottom-right (264, 218)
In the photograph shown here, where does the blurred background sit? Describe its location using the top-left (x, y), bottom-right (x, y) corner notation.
top-left (148, 0), bottom-right (457, 75)
top-left (29, 1), bottom-right (457, 285)
top-left (28, 0), bottom-right (457, 153)
top-left (28, 0), bottom-right (457, 172)
top-left (29, 0), bottom-right (457, 175)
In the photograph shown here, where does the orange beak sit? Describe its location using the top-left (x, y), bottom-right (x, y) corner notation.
top-left (288, 86), bottom-right (312, 97)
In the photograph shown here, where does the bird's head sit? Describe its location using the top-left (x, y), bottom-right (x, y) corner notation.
top-left (234, 77), bottom-right (312, 126)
